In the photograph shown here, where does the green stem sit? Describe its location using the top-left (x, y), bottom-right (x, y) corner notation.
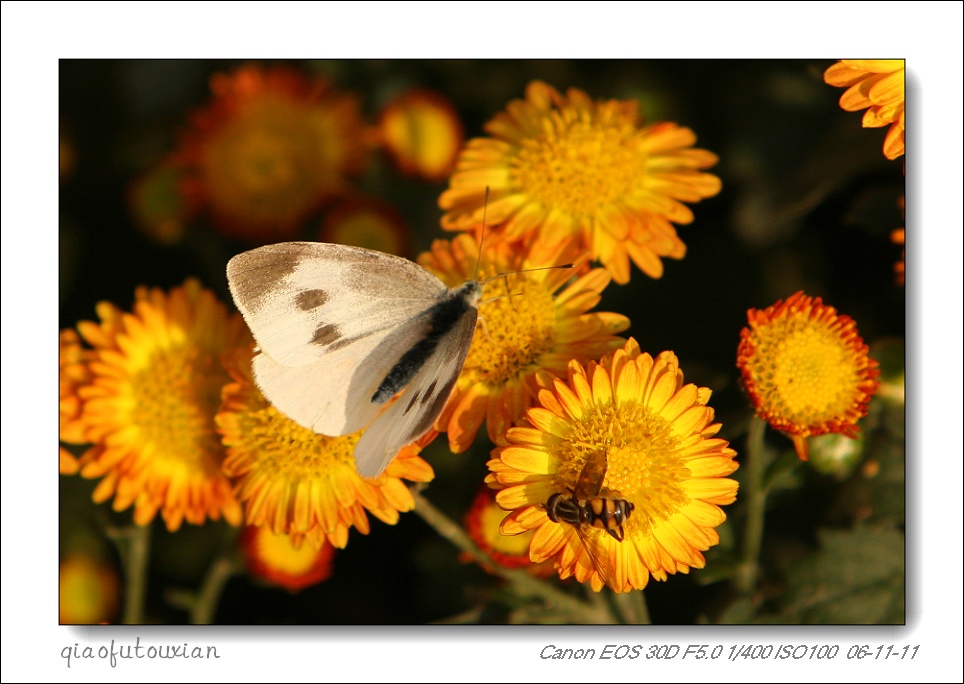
top-left (736, 416), bottom-right (769, 595)
top-left (581, 581), bottom-right (615, 623)
top-left (410, 489), bottom-right (613, 623)
top-left (611, 586), bottom-right (651, 624)
top-left (108, 523), bottom-right (151, 624)
top-left (191, 556), bottom-right (238, 625)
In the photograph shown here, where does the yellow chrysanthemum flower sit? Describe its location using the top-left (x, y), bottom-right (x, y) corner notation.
top-left (176, 64), bottom-right (367, 241)
top-left (60, 329), bottom-right (91, 474)
top-left (824, 59), bottom-right (905, 160)
top-left (61, 299), bottom-right (128, 474)
top-left (418, 233), bottom-right (629, 454)
top-left (378, 89), bottom-right (464, 181)
top-left (439, 81), bottom-right (721, 284)
top-left (240, 525), bottom-right (335, 592)
top-left (487, 339), bottom-right (739, 594)
top-left (217, 346), bottom-right (435, 550)
top-left (737, 291), bottom-right (881, 460)
top-left (61, 280), bottom-right (247, 531)
top-left (59, 553), bottom-right (121, 624)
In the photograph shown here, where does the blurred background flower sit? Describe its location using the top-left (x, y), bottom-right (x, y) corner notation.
top-left (463, 486), bottom-right (552, 575)
top-left (127, 162), bottom-right (196, 245)
top-left (378, 88), bottom-right (463, 182)
top-left (59, 551), bottom-right (121, 624)
top-left (891, 195), bottom-right (905, 286)
top-left (318, 195), bottom-right (411, 256)
top-left (240, 525), bottom-right (336, 593)
top-left (173, 64), bottom-right (368, 242)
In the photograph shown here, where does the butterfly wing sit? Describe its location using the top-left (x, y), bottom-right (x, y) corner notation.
top-left (251, 316), bottom-right (435, 435)
top-left (351, 301), bottom-right (479, 478)
top-left (227, 242), bottom-right (447, 366)
top-left (227, 242), bottom-right (448, 435)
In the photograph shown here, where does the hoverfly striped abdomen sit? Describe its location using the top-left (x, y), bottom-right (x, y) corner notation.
top-left (545, 490), bottom-right (635, 541)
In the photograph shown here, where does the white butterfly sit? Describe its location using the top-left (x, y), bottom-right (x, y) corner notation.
top-left (226, 242), bottom-right (481, 479)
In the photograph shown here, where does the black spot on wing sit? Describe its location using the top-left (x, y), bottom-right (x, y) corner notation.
top-left (403, 389), bottom-right (422, 415)
top-left (310, 323), bottom-right (341, 346)
top-left (401, 378), bottom-right (439, 416)
top-left (410, 373), bottom-right (459, 437)
top-left (296, 289), bottom-right (329, 311)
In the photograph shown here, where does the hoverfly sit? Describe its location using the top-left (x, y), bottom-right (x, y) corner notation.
top-left (543, 449), bottom-right (634, 589)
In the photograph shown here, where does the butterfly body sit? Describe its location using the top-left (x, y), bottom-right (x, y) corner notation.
top-left (372, 281), bottom-right (481, 404)
top-left (227, 242), bottom-right (480, 479)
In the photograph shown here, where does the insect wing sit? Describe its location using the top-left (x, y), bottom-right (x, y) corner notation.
top-left (227, 242), bottom-right (450, 435)
top-left (568, 450), bottom-right (633, 590)
top-left (227, 242), bottom-right (447, 366)
top-left (572, 449), bottom-right (608, 500)
top-left (251, 317), bottom-right (430, 436)
top-left (573, 524), bottom-right (618, 591)
top-left (351, 302), bottom-right (478, 478)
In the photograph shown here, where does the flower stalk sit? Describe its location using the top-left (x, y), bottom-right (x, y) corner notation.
top-left (106, 523), bottom-right (152, 625)
top-left (735, 416), bottom-right (769, 595)
top-left (411, 489), bottom-right (618, 623)
top-left (191, 555), bottom-right (240, 625)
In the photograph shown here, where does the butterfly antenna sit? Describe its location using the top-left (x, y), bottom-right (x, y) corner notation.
top-left (480, 263), bottom-right (575, 288)
top-left (473, 184), bottom-right (574, 296)
top-left (474, 186), bottom-right (490, 282)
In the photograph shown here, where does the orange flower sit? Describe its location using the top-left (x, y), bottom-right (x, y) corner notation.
top-left (824, 60), bottom-right (905, 160)
top-left (61, 280), bottom-right (246, 531)
top-left (60, 553), bottom-right (121, 624)
top-left (175, 64), bottom-right (367, 240)
top-left (488, 339), bottom-right (738, 593)
top-left (891, 227), bottom-right (905, 285)
top-left (737, 291), bottom-right (881, 460)
top-left (240, 525), bottom-right (335, 592)
top-left (464, 486), bottom-right (551, 575)
top-left (418, 233), bottom-right (629, 453)
top-left (378, 89), bottom-right (463, 181)
top-left (217, 345), bottom-right (435, 549)
top-left (439, 81), bottom-right (721, 283)
top-left (319, 196), bottom-right (410, 257)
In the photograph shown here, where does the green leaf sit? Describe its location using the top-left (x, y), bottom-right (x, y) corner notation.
top-left (833, 401), bottom-right (905, 525)
top-left (778, 525), bottom-right (904, 624)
